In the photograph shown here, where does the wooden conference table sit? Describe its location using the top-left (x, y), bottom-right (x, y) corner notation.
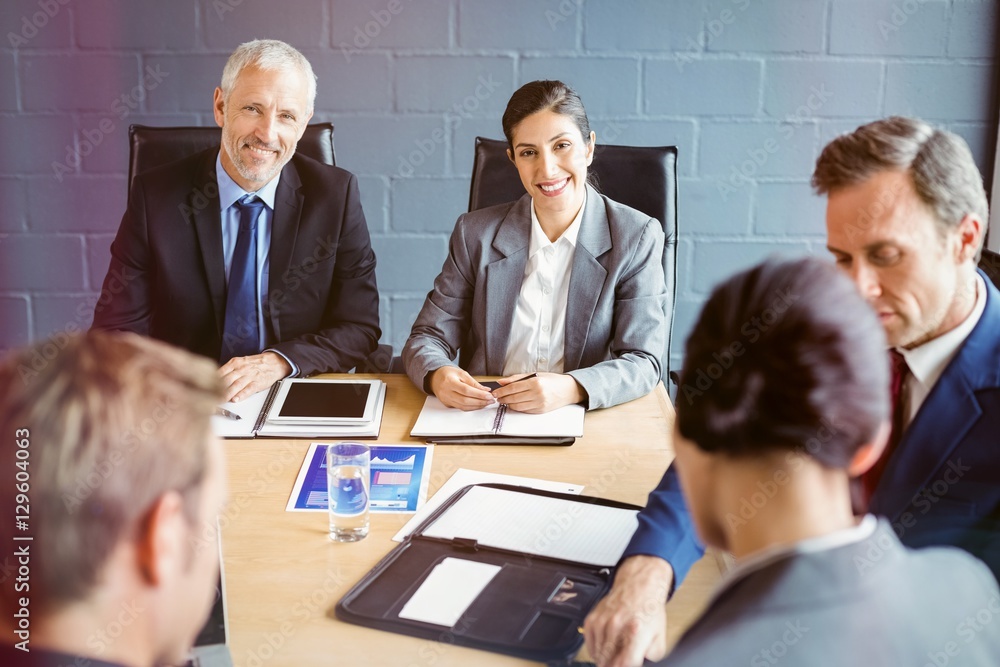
top-left (220, 375), bottom-right (725, 667)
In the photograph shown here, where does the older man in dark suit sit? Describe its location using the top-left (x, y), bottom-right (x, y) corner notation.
top-left (93, 39), bottom-right (380, 402)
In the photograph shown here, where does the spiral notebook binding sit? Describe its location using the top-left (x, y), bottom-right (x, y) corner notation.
top-left (492, 403), bottom-right (508, 435)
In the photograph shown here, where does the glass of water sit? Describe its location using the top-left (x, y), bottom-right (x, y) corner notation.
top-left (327, 443), bottom-right (370, 542)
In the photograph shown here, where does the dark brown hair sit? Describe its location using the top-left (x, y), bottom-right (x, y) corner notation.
top-left (677, 257), bottom-right (888, 468)
top-left (502, 80), bottom-right (592, 152)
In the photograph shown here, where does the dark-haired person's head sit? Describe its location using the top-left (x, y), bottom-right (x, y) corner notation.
top-left (0, 331), bottom-right (227, 667)
top-left (501, 80), bottom-right (595, 225)
top-left (674, 257), bottom-right (890, 553)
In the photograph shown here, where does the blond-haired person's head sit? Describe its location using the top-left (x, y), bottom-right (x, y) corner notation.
top-left (0, 331), bottom-right (226, 667)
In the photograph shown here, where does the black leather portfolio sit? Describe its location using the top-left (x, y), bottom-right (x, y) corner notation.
top-left (336, 483), bottom-right (641, 663)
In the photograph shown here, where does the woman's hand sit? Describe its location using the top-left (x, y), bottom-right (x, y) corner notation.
top-left (428, 366), bottom-right (495, 411)
top-left (491, 372), bottom-right (586, 414)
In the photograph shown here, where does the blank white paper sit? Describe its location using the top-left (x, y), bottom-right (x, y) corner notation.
top-left (392, 468), bottom-right (584, 542)
top-left (409, 396), bottom-right (584, 437)
top-left (397, 557), bottom-right (501, 627)
top-left (211, 388), bottom-right (269, 438)
top-left (421, 486), bottom-right (639, 567)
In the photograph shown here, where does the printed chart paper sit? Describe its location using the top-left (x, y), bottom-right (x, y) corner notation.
top-left (286, 442), bottom-right (433, 513)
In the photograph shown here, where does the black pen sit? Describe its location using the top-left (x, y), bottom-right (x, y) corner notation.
top-left (489, 373), bottom-right (537, 391)
top-left (215, 407), bottom-right (242, 421)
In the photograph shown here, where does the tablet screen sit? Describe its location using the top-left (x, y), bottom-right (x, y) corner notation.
top-left (277, 382), bottom-right (371, 420)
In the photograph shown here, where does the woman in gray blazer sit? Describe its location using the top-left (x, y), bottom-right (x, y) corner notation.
top-left (402, 80), bottom-right (667, 413)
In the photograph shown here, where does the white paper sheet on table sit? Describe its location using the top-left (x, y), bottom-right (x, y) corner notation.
top-left (397, 557), bottom-right (502, 627)
top-left (391, 468), bottom-right (584, 542)
top-left (420, 485), bottom-right (639, 567)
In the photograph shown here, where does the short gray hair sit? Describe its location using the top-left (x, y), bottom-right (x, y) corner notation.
top-left (812, 116), bottom-right (988, 247)
top-left (220, 39), bottom-right (317, 111)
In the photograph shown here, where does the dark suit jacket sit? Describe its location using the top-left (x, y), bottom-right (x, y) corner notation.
top-left (626, 269), bottom-right (1000, 587)
top-left (92, 148), bottom-right (380, 376)
top-left (402, 185), bottom-right (667, 410)
top-left (661, 521), bottom-right (1000, 666)
top-left (870, 269), bottom-right (1000, 579)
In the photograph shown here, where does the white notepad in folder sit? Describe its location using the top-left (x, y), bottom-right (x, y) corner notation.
top-left (421, 485), bottom-right (639, 568)
top-left (409, 396), bottom-right (584, 438)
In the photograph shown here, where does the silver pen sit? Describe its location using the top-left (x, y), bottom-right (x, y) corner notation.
top-left (215, 407), bottom-right (242, 421)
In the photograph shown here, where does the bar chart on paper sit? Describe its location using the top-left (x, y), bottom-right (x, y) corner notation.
top-left (286, 443), bottom-right (434, 513)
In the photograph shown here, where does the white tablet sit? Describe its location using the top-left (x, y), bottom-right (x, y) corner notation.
top-left (267, 378), bottom-right (381, 424)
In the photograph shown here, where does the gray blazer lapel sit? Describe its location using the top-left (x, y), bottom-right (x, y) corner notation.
top-left (483, 196), bottom-right (530, 373)
top-left (267, 162), bottom-right (303, 342)
top-left (188, 153), bottom-right (226, 337)
top-left (565, 187), bottom-right (611, 370)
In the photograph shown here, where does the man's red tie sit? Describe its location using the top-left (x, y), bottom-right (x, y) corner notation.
top-left (861, 349), bottom-right (910, 506)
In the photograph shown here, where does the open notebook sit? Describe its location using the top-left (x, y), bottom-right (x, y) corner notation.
top-left (410, 396), bottom-right (584, 444)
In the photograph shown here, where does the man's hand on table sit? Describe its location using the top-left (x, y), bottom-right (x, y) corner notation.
top-left (583, 555), bottom-right (675, 667)
top-left (220, 351), bottom-right (292, 402)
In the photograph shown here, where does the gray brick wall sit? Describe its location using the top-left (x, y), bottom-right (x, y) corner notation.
top-left (1, 0), bottom-right (996, 375)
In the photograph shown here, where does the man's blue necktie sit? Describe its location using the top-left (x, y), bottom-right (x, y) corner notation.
top-left (220, 195), bottom-right (264, 362)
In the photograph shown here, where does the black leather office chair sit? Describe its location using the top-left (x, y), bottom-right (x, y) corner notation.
top-left (126, 123), bottom-right (395, 373)
top-left (468, 137), bottom-right (679, 383)
top-left (979, 247), bottom-right (1000, 290)
top-left (128, 123), bottom-right (337, 194)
